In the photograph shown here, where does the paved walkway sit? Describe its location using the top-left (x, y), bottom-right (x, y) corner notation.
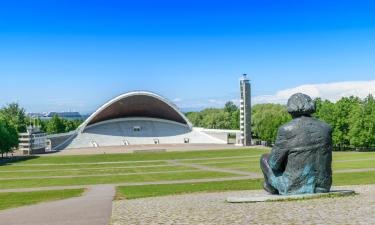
top-left (0, 185), bottom-right (115, 225)
top-left (111, 185), bottom-right (374, 225)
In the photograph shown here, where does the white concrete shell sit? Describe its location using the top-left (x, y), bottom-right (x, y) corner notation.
top-left (78, 91), bottom-right (193, 133)
top-left (55, 91), bottom-right (228, 150)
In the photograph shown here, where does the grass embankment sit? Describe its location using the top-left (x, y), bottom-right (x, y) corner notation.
top-left (0, 166), bottom-right (196, 179)
top-left (5, 149), bottom-right (266, 164)
top-left (116, 179), bottom-right (263, 199)
top-left (0, 149), bottom-right (262, 189)
top-left (0, 171), bottom-right (240, 189)
top-left (0, 161), bottom-right (168, 171)
top-left (0, 189), bottom-right (84, 210)
top-left (115, 169), bottom-right (375, 200)
top-left (3, 148), bottom-right (375, 196)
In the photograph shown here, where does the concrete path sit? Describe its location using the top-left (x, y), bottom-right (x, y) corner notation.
top-left (0, 185), bottom-right (115, 225)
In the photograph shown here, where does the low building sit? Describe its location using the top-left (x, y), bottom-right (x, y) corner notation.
top-left (18, 126), bottom-right (47, 155)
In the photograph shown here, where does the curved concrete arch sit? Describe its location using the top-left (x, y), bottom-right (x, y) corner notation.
top-left (78, 91), bottom-right (192, 133)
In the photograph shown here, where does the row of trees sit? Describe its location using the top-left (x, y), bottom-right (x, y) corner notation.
top-left (185, 101), bottom-right (292, 143)
top-left (0, 103), bottom-right (83, 157)
top-left (315, 95), bottom-right (375, 149)
top-left (186, 102), bottom-right (240, 130)
top-left (37, 116), bottom-right (83, 135)
top-left (186, 95), bottom-right (375, 149)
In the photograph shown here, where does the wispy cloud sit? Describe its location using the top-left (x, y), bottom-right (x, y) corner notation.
top-left (175, 80), bottom-right (375, 111)
top-left (253, 80), bottom-right (375, 104)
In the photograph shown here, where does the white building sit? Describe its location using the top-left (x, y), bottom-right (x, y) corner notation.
top-left (18, 126), bottom-right (47, 155)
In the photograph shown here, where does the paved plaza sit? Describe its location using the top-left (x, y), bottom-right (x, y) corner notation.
top-left (111, 185), bottom-right (374, 225)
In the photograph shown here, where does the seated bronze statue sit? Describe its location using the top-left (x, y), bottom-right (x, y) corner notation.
top-left (260, 93), bottom-right (333, 195)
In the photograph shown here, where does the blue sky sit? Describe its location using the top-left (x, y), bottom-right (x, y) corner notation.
top-left (1, 0), bottom-right (375, 113)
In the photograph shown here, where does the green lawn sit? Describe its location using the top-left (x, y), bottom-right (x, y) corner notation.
top-left (332, 152), bottom-right (375, 161)
top-left (115, 169), bottom-right (375, 200)
top-left (333, 171), bottom-right (375, 186)
top-left (0, 166), bottom-right (196, 179)
top-left (5, 149), bottom-right (266, 165)
top-left (0, 161), bottom-right (168, 171)
top-left (333, 160), bottom-right (375, 170)
top-left (0, 189), bottom-right (84, 210)
top-left (1, 148), bottom-right (375, 199)
top-left (0, 171), bottom-right (240, 189)
top-left (116, 179), bottom-right (263, 199)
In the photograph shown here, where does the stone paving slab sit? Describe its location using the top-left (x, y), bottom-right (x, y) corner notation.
top-left (111, 185), bottom-right (375, 225)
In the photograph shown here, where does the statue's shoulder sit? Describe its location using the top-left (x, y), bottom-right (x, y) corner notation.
top-left (278, 120), bottom-right (297, 133)
top-left (310, 117), bottom-right (333, 131)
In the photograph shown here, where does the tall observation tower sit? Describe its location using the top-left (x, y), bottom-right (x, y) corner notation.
top-left (240, 74), bottom-right (252, 146)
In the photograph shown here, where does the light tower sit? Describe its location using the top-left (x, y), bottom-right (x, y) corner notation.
top-left (240, 74), bottom-right (252, 146)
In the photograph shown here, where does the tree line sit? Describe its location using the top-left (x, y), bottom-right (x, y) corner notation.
top-left (186, 94), bottom-right (375, 149)
top-left (0, 103), bottom-right (83, 157)
top-left (0, 94), bottom-right (374, 156)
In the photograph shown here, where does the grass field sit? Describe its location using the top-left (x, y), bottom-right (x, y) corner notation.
top-left (2, 148), bottom-right (375, 203)
top-left (0, 189), bottom-right (84, 210)
top-left (116, 180), bottom-right (262, 199)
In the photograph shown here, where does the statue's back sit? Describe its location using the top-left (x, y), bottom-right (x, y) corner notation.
top-left (281, 116), bottom-right (333, 194)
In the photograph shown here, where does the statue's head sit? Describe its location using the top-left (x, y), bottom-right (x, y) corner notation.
top-left (287, 93), bottom-right (316, 118)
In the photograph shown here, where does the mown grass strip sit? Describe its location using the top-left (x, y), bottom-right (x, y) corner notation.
top-left (116, 179), bottom-right (263, 199)
top-left (0, 161), bottom-right (168, 171)
top-left (333, 160), bottom-right (375, 170)
top-left (332, 152), bottom-right (375, 161)
top-left (0, 171), bottom-right (241, 189)
top-left (0, 166), bottom-right (197, 179)
top-left (333, 170), bottom-right (375, 186)
top-left (0, 189), bottom-right (85, 210)
top-left (4, 149), bottom-right (267, 165)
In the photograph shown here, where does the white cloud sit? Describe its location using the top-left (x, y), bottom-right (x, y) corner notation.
top-left (253, 80), bottom-right (375, 105)
top-left (172, 97), bottom-right (183, 102)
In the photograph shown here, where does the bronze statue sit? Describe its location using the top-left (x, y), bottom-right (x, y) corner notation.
top-left (260, 93), bottom-right (333, 195)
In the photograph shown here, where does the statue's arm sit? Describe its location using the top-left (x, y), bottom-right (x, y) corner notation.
top-left (268, 127), bottom-right (289, 171)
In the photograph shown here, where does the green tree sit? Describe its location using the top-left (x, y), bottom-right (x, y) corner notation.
top-left (63, 119), bottom-right (83, 132)
top-left (224, 101), bottom-right (238, 114)
top-left (0, 103), bottom-right (27, 133)
top-left (0, 118), bottom-right (18, 158)
top-left (252, 104), bottom-right (292, 143)
top-left (360, 95), bottom-right (375, 147)
top-left (46, 115), bottom-right (66, 134)
top-left (332, 96), bottom-right (361, 148)
top-left (314, 98), bottom-right (336, 126)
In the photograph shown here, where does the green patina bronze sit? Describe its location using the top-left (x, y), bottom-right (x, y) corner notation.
top-left (260, 93), bottom-right (333, 195)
